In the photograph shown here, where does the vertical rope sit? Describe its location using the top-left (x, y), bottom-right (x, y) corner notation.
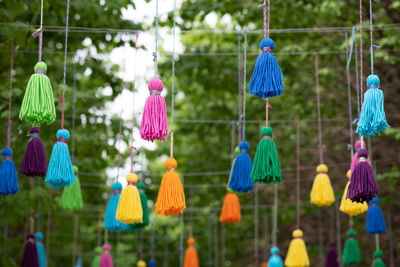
top-left (243, 32), bottom-right (247, 140)
top-left (71, 63), bottom-right (77, 163)
top-left (153, 0), bottom-right (159, 77)
top-left (97, 211), bottom-right (101, 246)
top-left (208, 213), bottom-right (212, 267)
top-left (221, 223), bottom-right (225, 267)
top-left (296, 121), bottom-right (301, 229)
top-left (139, 229), bottom-right (144, 260)
top-left (32, 0), bottom-right (44, 61)
top-left (237, 33), bottom-right (242, 143)
top-left (345, 32), bottom-right (354, 150)
top-left (129, 32), bottom-right (139, 173)
top-left (170, 0), bottom-right (176, 158)
top-left (213, 210), bottom-right (219, 267)
top-left (61, 0), bottom-right (71, 129)
top-left (72, 215), bottom-right (79, 265)
top-left (263, 212), bottom-right (269, 262)
top-left (317, 208), bottom-right (324, 264)
top-left (116, 114), bottom-right (123, 181)
top-left (272, 184), bottom-right (278, 246)
top-left (151, 221), bottom-right (156, 260)
top-left (254, 184), bottom-right (259, 266)
top-left (354, 26), bottom-right (361, 118)
top-left (335, 199), bottom-right (342, 266)
top-left (7, 40), bottom-right (14, 148)
top-left (388, 211), bottom-right (394, 267)
top-left (369, 0), bottom-right (374, 74)
top-left (359, 0), bottom-right (364, 104)
top-left (116, 231), bottom-right (120, 267)
top-left (46, 210), bottom-right (51, 264)
top-left (189, 188), bottom-right (194, 237)
top-left (314, 52), bottom-right (323, 164)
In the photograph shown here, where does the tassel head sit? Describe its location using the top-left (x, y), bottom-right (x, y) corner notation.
top-left (310, 164), bottom-right (335, 206)
top-left (268, 246), bottom-right (283, 267)
top-left (372, 250), bottom-right (386, 267)
top-left (137, 260), bottom-right (147, 267)
top-left (366, 197), bottom-right (386, 234)
top-left (183, 238), bottom-right (199, 267)
top-left (284, 230), bottom-right (310, 267)
top-left (219, 192), bottom-right (241, 223)
top-left (116, 173), bottom-right (143, 223)
top-left (259, 38), bottom-right (275, 51)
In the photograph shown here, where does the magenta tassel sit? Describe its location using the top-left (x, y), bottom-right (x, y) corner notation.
top-left (20, 234), bottom-right (39, 267)
top-left (350, 140), bottom-right (370, 173)
top-left (347, 149), bottom-right (378, 203)
top-left (140, 79), bottom-right (168, 142)
top-left (100, 244), bottom-right (114, 267)
top-left (20, 127), bottom-right (47, 177)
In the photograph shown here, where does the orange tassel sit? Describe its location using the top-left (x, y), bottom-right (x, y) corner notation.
top-left (183, 238), bottom-right (199, 267)
top-left (155, 158), bottom-right (185, 216)
top-left (219, 192), bottom-right (241, 223)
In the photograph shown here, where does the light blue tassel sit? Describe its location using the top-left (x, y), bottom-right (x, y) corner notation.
top-left (248, 38), bottom-right (284, 98)
top-left (268, 247), bottom-right (283, 267)
top-left (35, 232), bottom-right (47, 267)
top-left (45, 129), bottom-right (75, 189)
top-left (0, 148), bottom-right (19, 196)
top-left (228, 141), bottom-right (253, 193)
top-left (104, 182), bottom-right (125, 232)
top-left (366, 197), bottom-right (386, 234)
top-left (356, 75), bottom-right (389, 137)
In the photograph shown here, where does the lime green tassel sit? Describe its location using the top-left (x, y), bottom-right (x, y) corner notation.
top-left (60, 165), bottom-right (83, 210)
top-left (19, 62), bottom-right (56, 126)
top-left (251, 127), bottom-right (281, 184)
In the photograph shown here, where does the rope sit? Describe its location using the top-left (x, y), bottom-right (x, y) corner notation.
top-left (272, 183), bottom-right (278, 246)
top-left (345, 32), bottom-right (354, 151)
top-left (189, 188), bottom-right (194, 237)
top-left (153, 0), bottom-right (159, 77)
top-left (359, 0), bottom-right (364, 105)
top-left (61, 0), bottom-right (71, 129)
top-left (254, 184), bottom-right (259, 266)
top-left (354, 26), bottom-right (361, 118)
top-left (151, 222), bottom-right (156, 260)
top-left (32, 0), bottom-right (44, 61)
top-left (7, 40), bottom-right (14, 148)
top-left (296, 121), bottom-right (301, 229)
top-left (243, 32), bottom-right (247, 140)
top-left (116, 113), bottom-right (122, 181)
top-left (369, 0), bottom-right (375, 74)
top-left (170, 0), bottom-right (177, 158)
top-left (314, 52), bottom-right (323, 164)
top-left (237, 33), bottom-right (242, 143)
top-left (71, 63), bottom-right (77, 163)
top-left (130, 31), bottom-right (139, 173)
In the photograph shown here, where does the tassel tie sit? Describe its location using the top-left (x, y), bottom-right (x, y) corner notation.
top-left (359, 157), bottom-right (367, 163)
top-left (263, 47), bottom-right (272, 53)
top-left (57, 137), bottom-right (68, 144)
top-left (240, 148), bottom-right (248, 153)
top-left (150, 90), bottom-right (161, 95)
top-left (113, 189), bottom-right (121, 195)
top-left (128, 181), bottom-right (136, 186)
top-left (262, 135), bottom-right (272, 140)
top-left (3, 156), bottom-right (12, 160)
top-left (27, 132), bottom-right (40, 142)
top-left (36, 70), bottom-right (46, 74)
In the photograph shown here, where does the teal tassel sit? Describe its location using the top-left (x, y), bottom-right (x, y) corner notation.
top-left (35, 232), bottom-right (46, 267)
top-left (103, 182), bottom-right (125, 232)
top-left (268, 247), bottom-right (283, 267)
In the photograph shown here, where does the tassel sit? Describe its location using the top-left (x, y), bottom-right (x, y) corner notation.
top-left (366, 197), bottom-right (386, 234)
top-left (356, 74), bottom-right (389, 137)
top-left (347, 148), bottom-right (378, 203)
top-left (19, 62), bottom-right (56, 126)
top-left (116, 173), bottom-right (143, 223)
top-left (75, 259), bottom-right (83, 267)
top-left (251, 127), bottom-right (281, 184)
top-left (34, 232), bottom-right (46, 267)
top-left (45, 129), bottom-right (75, 189)
top-left (148, 260), bottom-right (157, 267)
top-left (60, 165), bottom-right (83, 210)
top-left (137, 260), bottom-right (146, 267)
top-left (261, 262), bottom-right (268, 267)
top-left (325, 243), bottom-right (339, 267)
top-left (0, 147), bottom-right (19, 196)
top-left (20, 234), bottom-right (39, 267)
top-left (342, 229), bottom-right (361, 265)
top-left (228, 141), bottom-right (253, 193)
top-left (140, 79), bottom-right (168, 142)
top-left (267, 246), bottom-right (283, 267)
top-left (284, 230), bottom-right (310, 267)
top-left (183, 238), bottom-right (199, 267)
top-left (219, 192), bottom-right (241, 223)
top-left (248, 38), bottom-right (284, 98)
top-left (92, 246), bottom-right (103, 267)
top-left (310, 164), bottom-right (335, 207)
top-left (227, 146), bottom-right (239, 192)
top-left (155, 158), bottom-right (186, 216)
top-left (104, 182), bottom-right (125, 232)
top-left (372, 250), bottom-right (386, 267)
top-left (339, 170), bottom-right (368, 216)
top-left (350, 140), bottom-right (370, 173)
top-left (100, 244), bottom-right (114, 267)
top-left (20, 127), bottom-right (47, 177)
top-left (123, 182), bottom-right (150, 232)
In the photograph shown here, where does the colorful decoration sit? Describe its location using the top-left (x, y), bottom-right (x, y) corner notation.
top-left (137, 260), bottom-right (146, 267)
top-left (100, 244), bottom-right (114, 267)
top-left (325, 243), bottom-right (339, 267)
top-left (75, 259), bottom-right (83, 267)
top-left (92, 246), bottom-right (102, 267)
top-left (116, 173), bottom-right (143, 223)
top-left (20, 234), bottom-right (39, 267)
top-left (366, 197), bottom-right (386, 234)
top-left (183, 238), bottom-right (199, 267)
top-left (148, 260), bottom-right (157, 267)
top-left (132, 182), bottom-right (150, 229)
top-left (60, 165), bottom-right (83, 210)
top-left (20, 127), bottom-right (47, 177)
top-left (35, 232), bottom-right (46, 267)
top-left (228, 141), bottom-right (253, 193)
top-left (342, 229), bottom-right (361, 265)
top-left (104, 182), bottom-right (125, 232)
top-left (0, 148), bottom-right (19, 196)
top-left (219, 192), bottom-right (241, 223)
top-left (310, 164), bottom-right (335, 207)
top-left (350, 140), bottom-right (370, 172)
top-left (372, 250), bottom-right (386, 267)
top-left (284, 230), bottom-right (309, 267)
top-left (227, 146), bottom-right (240, 192)
top-left (339, 170), bottom-right (368, 216)
top-left (267, 247), bottom-right (283, 267)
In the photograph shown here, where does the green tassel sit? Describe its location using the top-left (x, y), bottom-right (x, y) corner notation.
top-left (19, 62), bottom-right (56, 126)
top-left (373, 250), bottom-right (386, 267)
top-left (251, 126), bottom-right (281, 184)
top-left (342, 229), bottom-right (361, 265)
top-left (60, 165), bottom-right (83, 210)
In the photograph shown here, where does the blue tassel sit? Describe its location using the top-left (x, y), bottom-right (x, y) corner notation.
top-left (0, 148), bottom-right (19, 196)
top-left (228, 141), bottom-right (253, 193)
top-left (248, 38), bottom-right (284, 98)
top-left (104, 182), bottom-right (125, 232)
top-left (45, 129), bottom-right (75, 189)
top-left (148, 259), bottom-right (157, 267)
top-left (366, 197), bottom-right (386, 234)
top-left (35, 232), bottom-right (47, 267)
top-left (74, 259), bottom-right (83, 267)
top-left (356, 75), bottom-right (389, 137)
top-left (268, 247), bottom-right (283, 267)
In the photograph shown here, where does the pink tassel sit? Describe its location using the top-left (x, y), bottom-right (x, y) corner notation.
top-left (100, 244), bottom-right (113, 267)
top-left (350, 140), bottom-right (371, 172)
top-left (140, 79), bottom-right (168, 142)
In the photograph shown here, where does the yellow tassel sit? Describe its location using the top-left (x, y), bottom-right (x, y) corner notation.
top-left (155, 158), bottom-right (186, 216)
top-left (183, 238), bottom-right (199, 267)
top-left (340, 170), bottom-right (368, 216)
top-left (219, 192), bottom-right (241, 223)
top-left (115, 173), bottom-right (143, 223)
top-left (137, 260), bottom-right (146, 267)
top-left (284, 229), bottom-right (310, 267)
top-left (310, 164), bottom-right (335, 207)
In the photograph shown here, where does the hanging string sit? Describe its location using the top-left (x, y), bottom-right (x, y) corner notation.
top-left (369, 0), bottom-right (375, 74)
top-left (32, 0), bottom-right (44, 61)
top-left (130, 31), bottom-right (139, 173)
top-left (170, 0), bottom-right (177, 158)
top-left (254, 184), bottom-right (259, 266)
top-left (61, 0), bottom-right (71, 129)
top-left (353, 26), bottom-right (361, 119)
top-left (237, 33), bottom-right (242, 143)
top-left (243, 32), bottom-right (247, 140)
top-left (296, 121), bottom-right (301, 229)
top-left (272, 183), bottom-right (278, 246)
top-left (359, 0), bottom-right (364, 106)
top-left (314, 52), bottom-right (323, 164)
top-left (71, 63), bottom-right (77, 163)
top-left (153, 0), bottom-right (159, 77)
top-left (116, 113), bottom-right (123, 181)
top-left (189, 188), bottom-right (194, 237)
top-left (345, 32), bottom-right (354, 151)
top-left (151, 221), bottom-right (156, 260)
top-left (7, 39), bottom-right (14, 148)
top-left (139, 229), bottom-right (144, 260)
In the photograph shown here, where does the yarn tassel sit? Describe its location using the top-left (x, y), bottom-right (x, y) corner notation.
top-left (325, 243), bottom-right (339, 267)
top-left (34, 232), bottom-right (46, 267)
top-left (227, 146), bottom-right (239, 192)
top-left (339, 170), bottom-right (368, 216)
top-left (228, 141), bottom-right (253, 193)
top-left (366, 197), bottom-right (386, 234)
top-left (20, 127), bottom-right (47, 177)
top-left (284, 229), bottom-right (310, 267)
top-left (219, 192), bottom-right (241, 223)
top-left (148, 259), bottom-right (157, 267)
top-left (60, 165), bottom-right (83, 210)
top-left (104, 182), bottom-right (125, 232)
top-left (137, 260), bottom-right (147, 267)
top-left (347, 149), bottom-right (378, 203)
top-left (267, 246), bottom-right (283, 267)
top-left (342, 229), bottom-right (361, 265)
top-left (372, 250), bottom-right (386, 267)
top-left (140, 79), bottom-right (168, 142)
top-left (155, 158), bottom-right (186, 216)
top-left (248, 38), bottom-right (284, 98)
top-left (75, 259), bottom-right (83, 267)
top-left (115, 173), bottom-right (143, 223)
top-left (356, 74), bottom-right (389, 137)
top-left (183, 238), bottom-right (199, 267)
top-left (350, 140), bottom-right (370, 173)
top-left (251, 127), bottom-right (281, 184)
top-left (19, 62), bottom-right (56, 126)
top-left (45, 129), bottom-right (75, 189)
top-left (100, 244), bottom-right (114, 267)
top-left (20, 234), bottom-right (39, 267)
top-left (310, 164), bottom-right (335, 207)
top-left (129, 182), bottom-right (150, 230)
top-left (0, 147), bottom-right (19, 196)
top-left (92, 246), bottom-right (103, 267)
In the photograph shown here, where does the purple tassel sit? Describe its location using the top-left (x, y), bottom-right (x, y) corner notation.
top-left (347, 149), bottom-right (378, 203)
top-left (20, 234), bottom-right (39, 267)
top-left (20, 127), bottom-right (47, 177)
top-left (325, 243), bottom-right (339, 267)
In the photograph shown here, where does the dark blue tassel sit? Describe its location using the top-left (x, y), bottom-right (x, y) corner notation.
top-left (366, 197), bottom-right (386, 234)
top-left (0, 147), bottom-right (19, 196)
top-left (268, 247), bottom-right (283, 267)
top-left (228, 141), bottom-right (253, 193)
top-left (248, 38), bottom-right (284, 98)
top-left (148, 259), bottom-right (157, 267)
top-left (104, 182), bottom-right (125, 232)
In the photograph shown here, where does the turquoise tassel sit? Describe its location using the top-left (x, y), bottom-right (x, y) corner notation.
top-left (35, 232), bottom-right (46, 267)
